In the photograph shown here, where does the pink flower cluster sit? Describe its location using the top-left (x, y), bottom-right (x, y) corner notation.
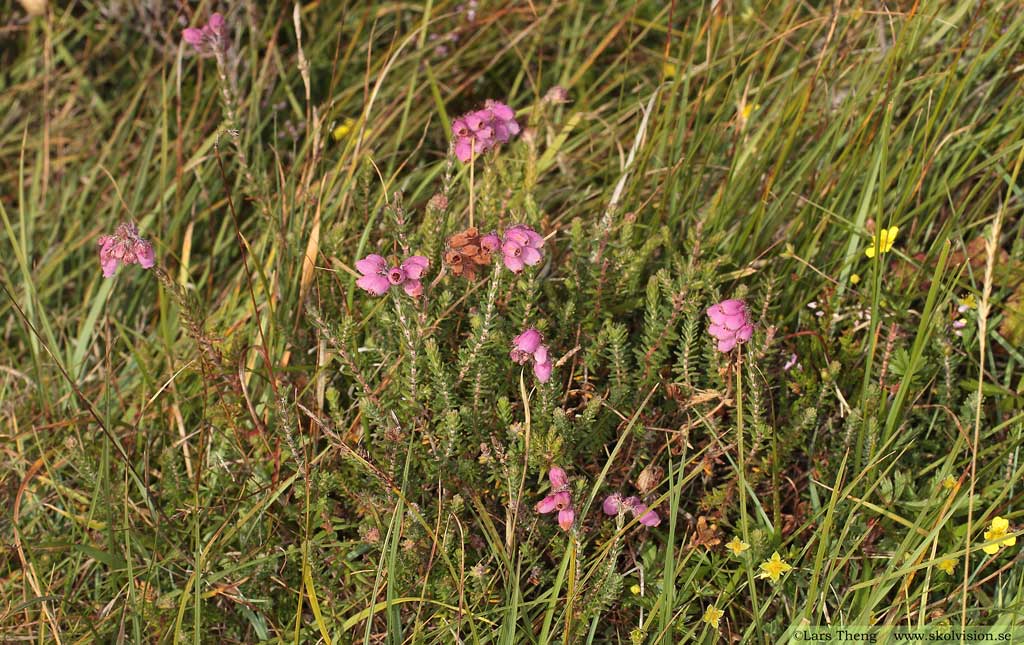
top-left (500, 225), bottom-right (544, 273)
top-left (452, 100), bottom-right (520, 162)
top-left (602, 493), bottom-right (661, 527)
top-left (98, 223), bottom-right (155, 278)
top-left (510, 328), bottom-right (553, 383)
top-left (356, 254), bottom-right (430, 297)
top-left (183, 13), bottom-right (226, 51)
top-left (706, 298), bottom-right (754, 352)
top-left (536, 467), bottom-right (574, 531)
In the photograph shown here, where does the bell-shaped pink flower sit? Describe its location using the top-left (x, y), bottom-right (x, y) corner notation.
top-left (533, 359), bottom-right (552, 383)
top-left (183, 28), bottom-right (204, 46)
top-left (400, 255), bottom-right (429, 297)
top-left (355, 253), bottom-right (390, 295)
top-left (706, 298), bottom-right (754, 352)
top-left (479, 232), bottom-right (501, 254)
top-left (97, 222), bottom-right (155, 278)
top-left (356, 253), bottom-right (430, 297)
top-left (183, 13), bottom-right (227, 52)
top-left (636, 507), bottom-right (661, 527)
top-left (401, 255), bottom-right (429, 279)
top-left (536, 490), bottom-right (571, 514)
top-left (500, 225), bottom-right (543, 273)
top-left (602, 493), bottom-right (660, 527)
top-left (536, 466), bottom-right (574, 532)
top-left (623, 496), bottom-right (661, 527)
top-left (451, 100), bottom-right (520, 162)
top-left (602, 494), bottom-right (622, 516)
top-left (510, 327), bottom-right (554, 383)
top-left (557, 508), bottom-right (575, 531)
top-left (512, 328), bottom-right (543, 356)
top-left (387, 267), bottom-right (407, 285)
top-left (548, 466), bottom-right (568, 490)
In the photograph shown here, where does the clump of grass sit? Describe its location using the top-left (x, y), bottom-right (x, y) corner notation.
top-left (3, 1), bottom-right (1024, 642)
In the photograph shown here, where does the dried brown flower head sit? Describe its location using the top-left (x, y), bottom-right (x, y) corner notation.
top-left (636, 463), bottom-right (664, 495)
top-left (444, 226), bottom-right (499, 280)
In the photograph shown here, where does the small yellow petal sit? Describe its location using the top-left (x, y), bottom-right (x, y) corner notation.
top-left (332, 117), bottom-right (356, 141)
top-left (866, 226), bottom-right (899, 257)
top-left (850, 273), bottom-right (861, 284)
top-left (982, 542), bottom-right (1000, 555)
top-left (726, 536), bottom-right (750, 556)
top-left (936, 558), bottom-right (956, 575)
top-left (702, 605), bottom-right (724, 629)
top-left (758, 552), bottom-right (792, 582)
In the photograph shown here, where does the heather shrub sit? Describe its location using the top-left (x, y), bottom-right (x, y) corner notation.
top-left (3, 2), bottom-right (1023, 643)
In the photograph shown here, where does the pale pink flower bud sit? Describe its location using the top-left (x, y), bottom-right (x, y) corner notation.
top-left (512, 328), bottom-right (543, 354)
top-left (548, 467), bottom-right (568, 490)
top-left (557, 508), bottom-right (575, 531)
top-left (533, 359), bottom-right (552, 383)
top-left (602, 494), bottom-right (622, 515)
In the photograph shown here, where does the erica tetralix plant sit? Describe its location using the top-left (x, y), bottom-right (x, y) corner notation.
top-left (355, 254), bottom-right (429, 297)
top-left (182, 13), bottom-right (227, 53)
top-left (451, 100), bottom-right (520, 162)
top-left (706, 298), bottom-right (754, 352)
top-left (602, 493), bottom-right (661, 527)
top-left (500, 225), bottom-right (544, 273)
top-left (510, 327), bottom-right (553, 383)
top-left (97, 222), bottom-right (155, 278)
top-left (535, 467), bottom-right (574, 531)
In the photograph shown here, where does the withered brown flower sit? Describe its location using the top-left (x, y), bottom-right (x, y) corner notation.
top-left (444, 226), bottom-right (499, 280)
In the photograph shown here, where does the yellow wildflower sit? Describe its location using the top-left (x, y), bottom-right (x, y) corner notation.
top-left (936, 558), bottom-right (956, 575)
top-left (959, 294), bottom-right (977, 310)
top-left (941, 475), bottom-right (956, 491)
top-left (982, 516), bottom-right (1016, 555)
top-left (735, 102), bottom-right (759, 130)
top-left (332, 117), bottom-right (356, 141)
top-left (630, 583), bottom-right (641, 595)
top-left (726, 536), bottom-right (750, 556)
top-left (864, 226), bottom-right (899, 258)
top-left (702, 605), bottom-right (725, 630)
top-left (850, 273), bottom-right (861, 285)
top-left (662, 62), bottom-right (678, 78)
top-left (758, 551), bottom-right (792, 582)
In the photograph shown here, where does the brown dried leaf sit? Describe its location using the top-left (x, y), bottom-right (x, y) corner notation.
top-left (689, 516), bottom-right (721, 551)
top-left (999, 284), bottom-right (1024, 346)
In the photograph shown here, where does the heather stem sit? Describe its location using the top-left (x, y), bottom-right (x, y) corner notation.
top-left (459, 262), bottom-right (503, 385)
top-left (393, 295), bottom-right (420, 414)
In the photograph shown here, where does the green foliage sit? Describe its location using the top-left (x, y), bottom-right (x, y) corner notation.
top-left (3, 1), bottom-right (1024, 643)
